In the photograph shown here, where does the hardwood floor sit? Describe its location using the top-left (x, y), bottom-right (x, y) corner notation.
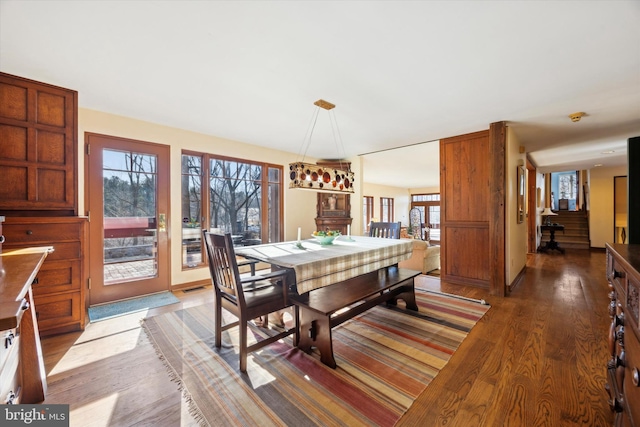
top-left (41, 250), bottom-right (614, 426)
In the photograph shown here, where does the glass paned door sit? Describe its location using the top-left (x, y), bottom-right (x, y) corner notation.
top-left (87, 133), bottom-right (170, 305)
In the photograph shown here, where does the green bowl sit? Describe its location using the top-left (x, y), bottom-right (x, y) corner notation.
top-left (312, 234), bottom-right (339, 245)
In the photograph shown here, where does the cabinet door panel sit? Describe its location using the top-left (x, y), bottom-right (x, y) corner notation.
top-left (0, 124), bottom-right (28, 160)
top-left (0, 80), bottom-right (27, 121)
top-left (33, 260), bottom-right (81, 296)
top-left (34, 292), bottom-right (81, 332)
top-left (0, 72), bottom-right (77, 213)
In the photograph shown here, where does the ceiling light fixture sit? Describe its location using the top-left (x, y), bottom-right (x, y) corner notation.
top-left (289, 99), bottom-right (354, 193)
top-left (569, 112), bottom-right (586, 122)
top-left (601, 150), bottom-right (616, 154)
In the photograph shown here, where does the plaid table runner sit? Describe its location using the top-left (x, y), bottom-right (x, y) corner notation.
top-left (235, 236), bottom-right (413, 294)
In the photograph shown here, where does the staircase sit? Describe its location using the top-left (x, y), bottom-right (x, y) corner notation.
top-left (541, 210), bottom-right (590, 250)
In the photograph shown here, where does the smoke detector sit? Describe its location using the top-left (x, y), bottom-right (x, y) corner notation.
top-left (569, 112), bottom-right (586, 122)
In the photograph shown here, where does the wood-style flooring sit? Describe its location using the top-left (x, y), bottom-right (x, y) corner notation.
top-left (41, 249), bottom-right (614, 426)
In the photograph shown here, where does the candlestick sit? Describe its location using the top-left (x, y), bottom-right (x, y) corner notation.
top-left (347, 224), bottom-right (350, 236)
top-left (297, 227), bottom-right (301, 242)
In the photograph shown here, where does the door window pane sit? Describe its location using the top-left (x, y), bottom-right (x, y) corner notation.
top-left (103, 149), bottom-right (158, 284)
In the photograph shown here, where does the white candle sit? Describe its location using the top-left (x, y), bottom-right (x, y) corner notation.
top-left (347, 224), bottom-right (350, 236)
top-left (297, 227), bottom-right (301, 242)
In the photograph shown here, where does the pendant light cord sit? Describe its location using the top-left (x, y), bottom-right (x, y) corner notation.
top-left (297, 104), bottom-right (349, 172)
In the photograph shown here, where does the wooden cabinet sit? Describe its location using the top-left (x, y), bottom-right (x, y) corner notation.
top-left (606, 243), bottom-right (640, 427)
top-left (0, 73), bottom-right (85, 337)
top-left (2, 217), bottom-right (87, 336)
top-left (315, 193), bottom-right (352, 235)
top-left (0, 72), bottom-right (78, 215)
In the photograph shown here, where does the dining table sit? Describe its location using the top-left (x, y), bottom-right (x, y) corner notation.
top-left (235, 235), bottom-right (418, 367)
top-left (234, 235), bottom-right (414, 295)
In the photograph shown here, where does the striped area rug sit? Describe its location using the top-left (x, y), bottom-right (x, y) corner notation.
top-left (141, 288), bottom-right (490, 426)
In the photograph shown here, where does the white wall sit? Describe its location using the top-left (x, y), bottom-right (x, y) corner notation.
top-left (506, 127), bottom-right (528, 285)
top-left (361, 183), bottom-right (411, 234)
top-left (78, 108), bottom-right (364, 287)
top-left (589, 164), bottom-right (627, 248)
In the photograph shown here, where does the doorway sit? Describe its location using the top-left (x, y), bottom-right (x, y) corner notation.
top-left (86, 133), bottom-right (170, 305)
top-left (410, 194), bottom-right (440, 243)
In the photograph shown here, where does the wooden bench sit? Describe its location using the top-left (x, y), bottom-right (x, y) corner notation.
top-left (289, 266), bottom-right (420, 368)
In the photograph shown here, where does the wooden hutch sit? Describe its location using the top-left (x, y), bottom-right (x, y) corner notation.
top-left (313, 161), bottom-right (353, 235)
top-left (0, 72), bottom-right (87, 338)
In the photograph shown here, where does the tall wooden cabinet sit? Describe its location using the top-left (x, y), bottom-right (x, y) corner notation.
top-left (0, 72), bottom-right (86, 336)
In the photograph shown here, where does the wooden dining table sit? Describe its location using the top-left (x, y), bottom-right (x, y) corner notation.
top-left (234, 235), bottom-right (414, 295)
top-left (236, 235), bottom-right (418, 367)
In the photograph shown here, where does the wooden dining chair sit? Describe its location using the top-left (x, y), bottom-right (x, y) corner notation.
top-left (202, 230), bottom-right (297, 372)
top-left (369, 221), bottom-right (402, 239)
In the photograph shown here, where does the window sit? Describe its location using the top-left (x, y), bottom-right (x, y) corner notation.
top-left (380, 197), bottom-right (394, 222)
top-left (558, 173), bottom-right (577, 200)
top-left (181, 151), bottom-right (283, 269)
top-left (181, 154), bottom-right (203, 267)
top-left (363, 196), bottom-right (373, 234)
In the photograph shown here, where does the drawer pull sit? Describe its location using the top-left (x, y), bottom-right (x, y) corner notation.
top-left (0, 234), bottom-right (4, 243)
top-left (4, 332), bottom-right (15, 349)
top-left (633, 367), bottom-right (640, 387)
top-left (26, 230), bottom-right (33, 235)
top-left (21, 300), bottom-right (29, 311)
top-left (5, 391), bottom-right (16, 405)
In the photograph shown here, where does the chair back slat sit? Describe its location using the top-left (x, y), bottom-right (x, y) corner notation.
top-left (203, 230), bottom-right (245, 305)
top-left (369, 221), bottom-right (401, 239)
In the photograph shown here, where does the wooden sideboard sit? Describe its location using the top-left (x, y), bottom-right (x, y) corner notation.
top-left (0, 247), bottom-right (51, 404)
top-left (606, 243), bottom-right (640, 426)
top-left (2, 217), bottom-right (87, 336)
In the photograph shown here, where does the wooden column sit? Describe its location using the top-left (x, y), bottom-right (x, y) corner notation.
top-left (629, 136), bottom-right (640, 244)
top-left (489, 121), bottom-right (506, 296)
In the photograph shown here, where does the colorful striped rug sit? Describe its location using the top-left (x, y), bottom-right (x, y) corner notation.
top-left (141, 288), bottom-right (490, 426)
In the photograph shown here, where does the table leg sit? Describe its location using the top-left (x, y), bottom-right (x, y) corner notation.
top-left (296, 307), bottom-right (336, 369)
top-left (386, 283), bottom-right (419, 311)
top-left (399, 284), bottom-right (419, 311)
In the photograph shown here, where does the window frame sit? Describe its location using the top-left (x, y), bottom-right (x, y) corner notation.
top-left (181, 150), bottom-right (284, 270)
top-left (380, 197), bottom-right (394, 222)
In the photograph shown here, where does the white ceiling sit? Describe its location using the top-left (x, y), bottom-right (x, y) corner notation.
top-left (1, 1), bottom-right (639, 189)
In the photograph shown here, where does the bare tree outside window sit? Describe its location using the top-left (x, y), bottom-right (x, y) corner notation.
top-left (209, 159), bottom-right (262, 243)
